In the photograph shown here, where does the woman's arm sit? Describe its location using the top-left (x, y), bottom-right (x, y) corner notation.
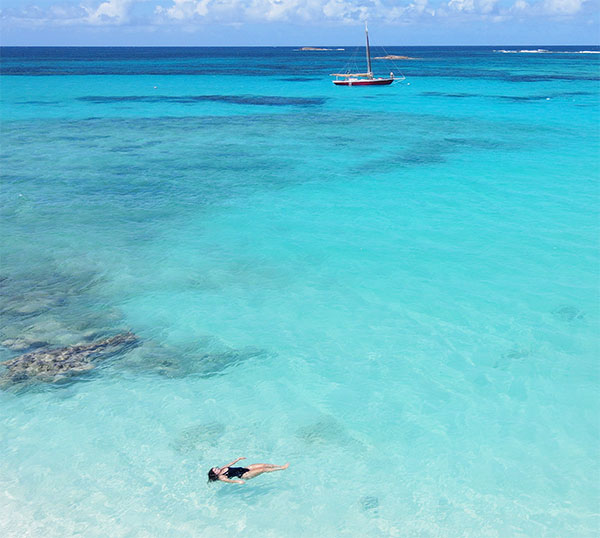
top-left (222, 457), bottom-right (246, 468)
top-left (218, 476), bottom-right (245, 485)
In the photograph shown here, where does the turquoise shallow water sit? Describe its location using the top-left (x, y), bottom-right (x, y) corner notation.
top-left (1, 46), bottom-right (599, 536)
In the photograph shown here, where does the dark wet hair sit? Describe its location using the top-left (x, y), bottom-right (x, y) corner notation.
top-left (207, 469), bottom-right (219, 482)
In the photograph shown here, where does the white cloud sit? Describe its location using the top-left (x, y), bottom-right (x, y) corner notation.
top-left (155, 0), bottom-right (195, 19)
top-left (448, 0), bottom-right (475, 11)
top-left (543, 0), bottom-right (585, 12)
top-left (411, 0), bottom-right (431, 13)
top-left (447, 0), bottom-right (500, 13)
top-left (152, 0), bottom-right (438, 23)
top-left (504, 0), bottom-right (587, 14)
top-left (478, 0), bottom-right (498, 13)
top-left (83, 0), bottom-right (137, 24)
top-left (321, 0), bottom-right (366, 22)
top-left (0, 0), bottom-right (593, 28)
top-left (0, 3), bottom-right (86, 25)
top-left (154, 0), bottom-right (367, 23)
top-left (444, 0), bottom-right (589, 17)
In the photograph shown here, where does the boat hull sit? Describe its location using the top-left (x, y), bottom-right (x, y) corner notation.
top-left (333, 78), bottom-right (394, 86)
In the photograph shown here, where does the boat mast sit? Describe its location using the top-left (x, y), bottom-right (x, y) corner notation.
top-left (365, 21), bottom-right (372, 76)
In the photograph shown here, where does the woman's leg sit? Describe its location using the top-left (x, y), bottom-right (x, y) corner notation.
top-left (242, 463), bottom-right (289, 479)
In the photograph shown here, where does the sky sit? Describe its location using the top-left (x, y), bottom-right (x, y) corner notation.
top-left (0, 0), bottom-right (598, 46)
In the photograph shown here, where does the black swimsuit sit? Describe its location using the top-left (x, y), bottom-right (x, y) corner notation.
top-left (225, 467), bottom-right (249, 479)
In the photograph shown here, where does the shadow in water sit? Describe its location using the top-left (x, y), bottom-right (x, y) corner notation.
top-left (171, 422), bottom-right (227, 454)
top-left (214, 481), bottom-right (280, 502)
top-left (119, 339), bottom-right (274, 380)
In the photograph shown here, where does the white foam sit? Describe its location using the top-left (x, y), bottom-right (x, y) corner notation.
top-left (495, 49), bottom-right (599, 54)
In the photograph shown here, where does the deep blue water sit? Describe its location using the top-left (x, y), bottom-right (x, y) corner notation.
top-left (1, 46), bottom-right (599, 537)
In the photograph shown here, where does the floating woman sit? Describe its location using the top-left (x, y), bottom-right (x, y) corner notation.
top-left (207, 457), bottom-right (289, 485)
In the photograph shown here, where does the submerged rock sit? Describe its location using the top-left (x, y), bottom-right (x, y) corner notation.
top-left (1, 332), bottom-right (138, 384)
top-left (0, 268), bottom-right (123, 354)
top-left (119, 340), bottom-right (271, 379)
top-left (373, 54), bottom-right (419, 60)
top-left (552, 305), bottom-right (585, 322)
top-left (296, 415), bottom-right (366, 451)
top-left (196, 348), bottom-right (268, 377)
top-left (0, 269), bottom-right (100, 320)
top-left (171, 422), bottom-right (226, 453)
top-left (1, 338), bottom-right (49, 352)
top-left (494, 346), bottom-right (531, 369)
top-left (1, 309), bottom-right (124, 352)
top-left (360, 495), bottom-right (379, 513)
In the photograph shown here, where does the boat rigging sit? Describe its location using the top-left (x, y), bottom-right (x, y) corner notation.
top-left (331, 23), bottom-right (396, 86)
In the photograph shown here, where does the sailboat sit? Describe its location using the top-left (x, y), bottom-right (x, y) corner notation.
top-left (331, 23), bottom-right (394, 86)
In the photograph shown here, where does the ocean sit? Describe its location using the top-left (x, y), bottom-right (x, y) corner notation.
top-left (0, 46), bottom-right (598, 537)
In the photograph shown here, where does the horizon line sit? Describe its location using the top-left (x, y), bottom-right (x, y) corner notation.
top-left (1, 44), bottom-right (599, 48)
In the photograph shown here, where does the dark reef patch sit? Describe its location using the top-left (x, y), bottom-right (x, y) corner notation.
top-left (497, 95), bottom-right (553, 102)
top-left (420, 91), bottom-right (478, 99)
top-left (0, 269), bottom-right (103, 322)
top-left (443, 137), bottom-right (502, 150)
top-left (351, 127), bottom-right (509, 174)
top-left (1, 332), bottom-right (139, 386)
top-left (360, 495), bottom-right (380, 515)
top-left (15, 100), bottom-right (61, 105)
top-left (296, 415), bottom-right (365, 450)
top-left (111, 145), bottom-right (145, 153)
top-left (422, 90), bottom-right (596, 103)
top-left (406, 69), bottom-right (599, 83)
top-left (278, 77), bottom-right (321, 82)
top-left (399, 150), bottom-right (447, 165)
top-left (119, 339), bottom-right (272, 379)
top-left (507, 74), bottom-right (600, 82)
top-left (494, 347), bottom-right (531, 369)
top-left (0, 268), bottom-right (128, 370)
top-left (78, 95), bottom-right (326, 107)
top-left (171, 422), bottom-right (226, 453)
top-left (552, 305), bottom-right (585, 322)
